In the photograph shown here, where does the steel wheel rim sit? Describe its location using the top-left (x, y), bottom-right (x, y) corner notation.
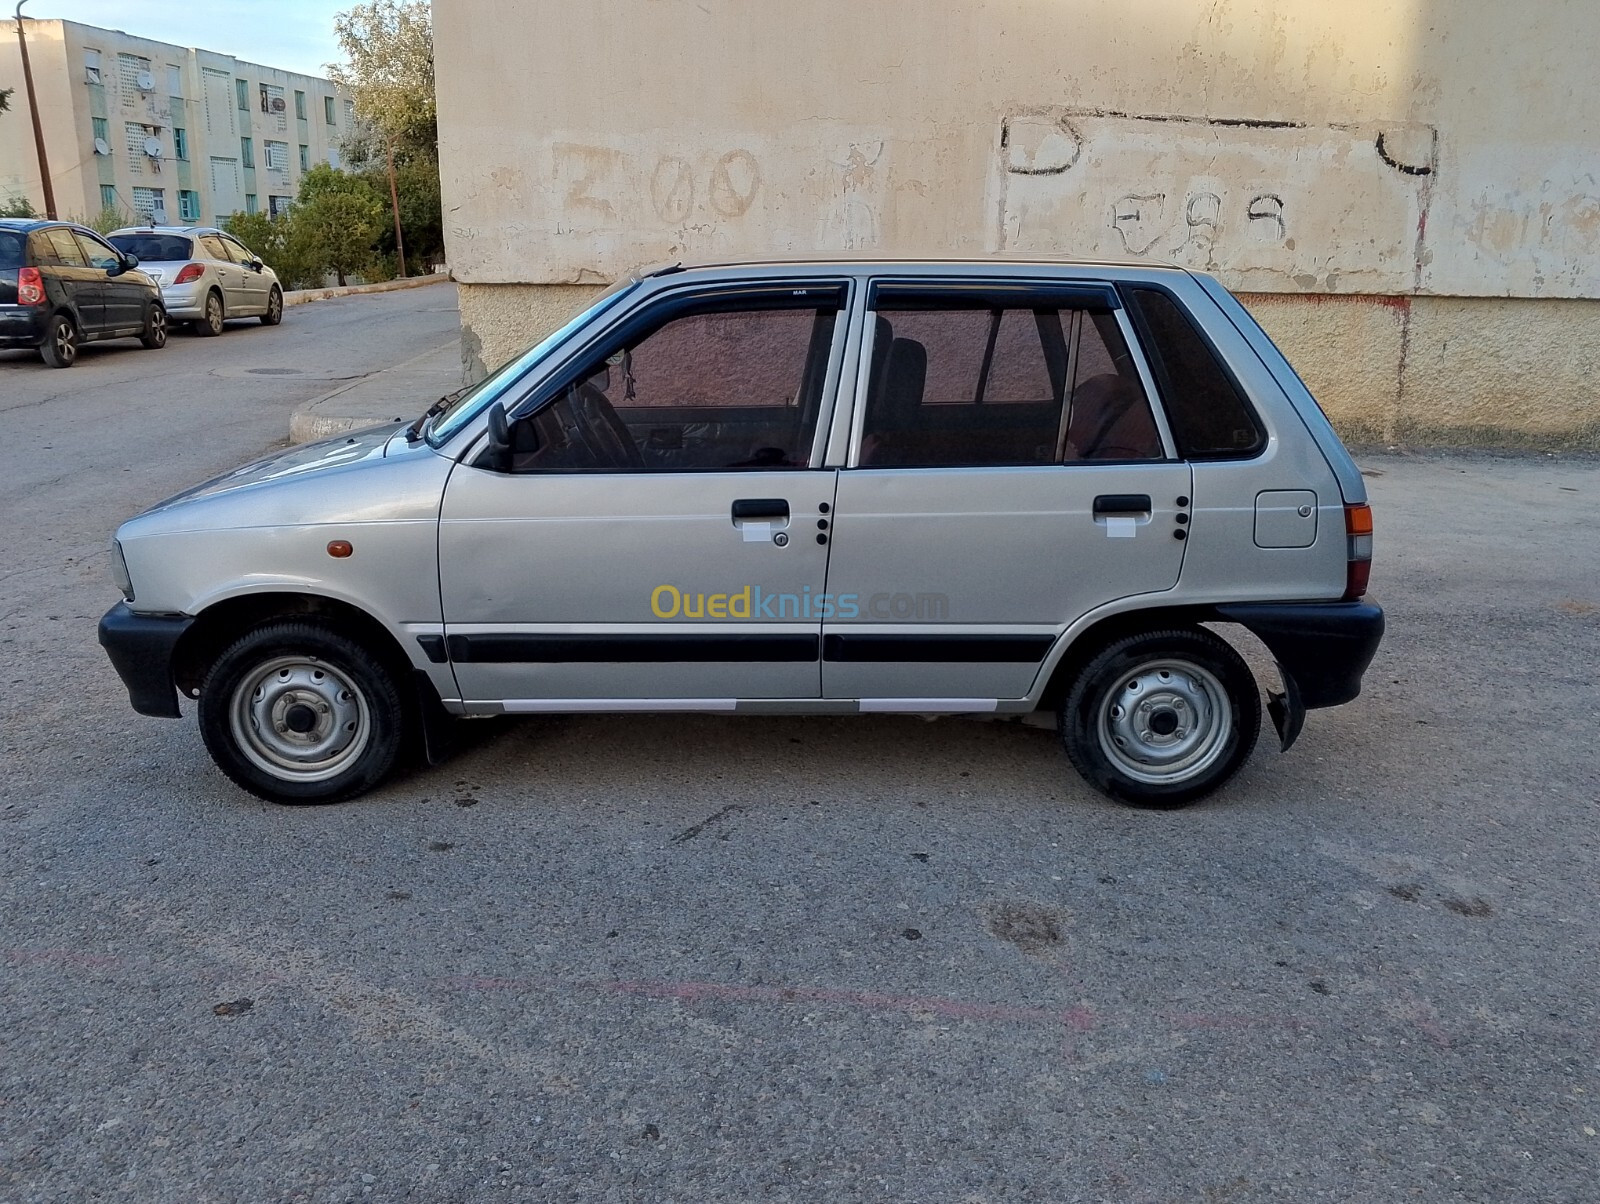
top-left (55, 320), bottom-right (75, 362)
top-left (228, 655), bottom-right (371, 783)
top-left (1097, 658), bottom-right (1233, 785)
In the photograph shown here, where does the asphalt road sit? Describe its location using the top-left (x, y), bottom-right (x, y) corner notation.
top-left (2, 289), bottom-right (1598, 1203)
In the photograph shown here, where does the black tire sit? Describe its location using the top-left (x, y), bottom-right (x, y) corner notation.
top-left (198, 621), bottom-right (406, 804)
top-left (39, 312), bottom-right (78, 368)
top-left (1059, 627), bottom-right (1261, 809)
top-left (195, 290), bottom-right (224, 336)
top-left (140, 304), bottom-right (168, 349)
top-left (260, 286), bottom-right (283, 326)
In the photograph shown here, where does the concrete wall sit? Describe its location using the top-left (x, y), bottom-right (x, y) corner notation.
top-left (435, 0), bottom-right (1600, 447)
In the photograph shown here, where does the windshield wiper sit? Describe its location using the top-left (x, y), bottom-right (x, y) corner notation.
top-left (404, 387), bottom-right (467, 442)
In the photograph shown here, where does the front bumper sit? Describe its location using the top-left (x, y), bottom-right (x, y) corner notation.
top-left (1214, 600), bottom-right (1385, 750)
top-left (98, 602), bottom-right (193, 718)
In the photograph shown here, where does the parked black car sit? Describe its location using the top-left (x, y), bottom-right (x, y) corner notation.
top-left (0, 218), bottom-right (168, 367)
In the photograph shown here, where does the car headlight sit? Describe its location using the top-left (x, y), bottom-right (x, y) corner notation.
top-left (110, 539), bottom-right (134, 602)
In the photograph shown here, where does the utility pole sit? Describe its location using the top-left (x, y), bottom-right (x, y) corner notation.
top-left (14, 0), bottom-right (56, 218)
top-left (386, 142), bottom-right (406, 277)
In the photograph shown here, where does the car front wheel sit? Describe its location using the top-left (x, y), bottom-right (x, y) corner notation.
top-left (39, 313), bottom-right (78, 368)
top-left (140, 304), bottom-right (168, 349)
top-left (261, 286), bottom-right (283, 326)
top-left (1059, 627), bottom-right (1261, 809)
top-left (198, 621), bottom-right (405, 804)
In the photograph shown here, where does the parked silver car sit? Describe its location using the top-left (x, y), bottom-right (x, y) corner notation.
top-left (99, 258), bottom-right (1382, 807)
top-left (106, 226), bottom-right (283, 335)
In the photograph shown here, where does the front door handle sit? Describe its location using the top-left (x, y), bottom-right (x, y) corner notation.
top-left (1093, 494), bottom-right (1152, 516)
top-left (732, 498), bottom-right (790, 522)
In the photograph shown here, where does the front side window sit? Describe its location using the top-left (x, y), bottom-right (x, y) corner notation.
top-left (503, 290), bottom-right (841, 473)
top-left (858, 292), bottom-right (1164, 467)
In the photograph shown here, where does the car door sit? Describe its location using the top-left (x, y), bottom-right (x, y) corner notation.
top-left (197, 233), bottom-right (244, 314)
top-left (438, 280), bottom-right (849, 708)
top-left (40, 227), bottom-right (103, 334)
top-left (820, 279), bottom-right (1192, 706)
top-left (74, 230), bottom-right (143, 333)
top-left (221, 234), bottom-right (266, 313)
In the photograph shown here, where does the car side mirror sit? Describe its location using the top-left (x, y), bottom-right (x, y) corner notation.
top-left (484, 401), bottom-right (512, 472)
top-left (250, 258), bottom-right (264, 272)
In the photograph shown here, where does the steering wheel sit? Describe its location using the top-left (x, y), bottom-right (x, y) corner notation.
top-left (573, 382), bottom-right (645, 469)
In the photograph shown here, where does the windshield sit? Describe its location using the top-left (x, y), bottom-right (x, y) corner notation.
top-left (0, 231), bottom-right (24, 271)
top-left (425, 277), bottom-right (641, 447)
top-left (108, 233), bottom-right (193, 261)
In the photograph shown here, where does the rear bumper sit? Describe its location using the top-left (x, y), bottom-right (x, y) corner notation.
top-left (98, 602), bottom-right (193, 718)
top-left (0, 305), bottom-right (48, 348)
top-left (158, 284), bottom-right (206, 319)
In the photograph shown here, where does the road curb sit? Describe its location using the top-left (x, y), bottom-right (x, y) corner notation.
top-left (284, 272), bottom-right (451, 308)
top-left (288, 337), bottom-right (461, 444)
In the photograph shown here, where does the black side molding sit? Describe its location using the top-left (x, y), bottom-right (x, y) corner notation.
top-left (445, 633), bottom-right (820, 663)
top-left (822, 634), bottom-right (1054, 663)
top-left (98, 602), bottom-right (193, 718)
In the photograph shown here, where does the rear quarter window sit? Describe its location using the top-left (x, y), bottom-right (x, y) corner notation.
top-left (0, 231), bottom-right (24, 271)
top-left (1122, 285), bottom-right (1265, 459)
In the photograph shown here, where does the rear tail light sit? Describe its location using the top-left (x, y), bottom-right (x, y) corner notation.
top-left (173, 263), bottom-right (204, 284)
top-left (1344, 503), bottom-right (1373, 599)
top-left (17, 266), bottom-right (45, 306)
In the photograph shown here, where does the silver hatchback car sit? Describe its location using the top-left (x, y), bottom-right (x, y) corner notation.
top-left (99, 258), bottom-right (1382, 808)
top-left (106, 226), bottom-right (284, 335)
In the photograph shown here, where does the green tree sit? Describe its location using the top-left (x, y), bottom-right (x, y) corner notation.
top-left (223, 211), bottom-right (321, 290)
top-left (292, 189), bottom-right (384, 287)
top-left (328, 1), bottom-right (436, 167)
top-left (1, 87), bottom-right (13, 113)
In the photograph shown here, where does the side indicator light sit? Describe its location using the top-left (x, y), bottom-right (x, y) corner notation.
top-left (327, 540), bottom-right (353, 558)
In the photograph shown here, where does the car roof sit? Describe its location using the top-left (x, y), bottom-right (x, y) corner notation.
top-left (0, 217), bottom-right (87, 233)
top-left (107, 225), bottom-right (220, 237)
top-left (640, 254), bottom-right (1195, 287)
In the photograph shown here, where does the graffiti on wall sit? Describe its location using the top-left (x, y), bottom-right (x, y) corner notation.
top-left (990, 108), bottom-right (1437, 294)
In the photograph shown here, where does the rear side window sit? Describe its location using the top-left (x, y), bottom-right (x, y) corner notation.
top-left (0, 231), bottom-right (24, 270)
top-left (109, 233), bottom-right (193, 261)
top-left (44, 228), bottom-right (88, 268)
top-left (859, 296), bottom-right (1164, 467)
top-left (1122, 286), bottom-right (1264, 459)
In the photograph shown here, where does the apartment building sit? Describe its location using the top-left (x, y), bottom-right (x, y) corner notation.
top-left (2, 18), bottom-right (354, 226)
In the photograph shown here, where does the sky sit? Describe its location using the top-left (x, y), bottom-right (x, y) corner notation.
top-left (28, 0), bottom-right (346, 78)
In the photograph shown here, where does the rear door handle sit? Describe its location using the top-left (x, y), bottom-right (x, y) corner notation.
top-left (1093, 494), bottom-right (1152, 516)
top-left (732, 498), bottom-right (789, 522)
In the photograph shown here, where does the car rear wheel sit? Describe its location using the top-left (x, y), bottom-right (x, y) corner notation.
top-left (140, 304), bottom-right (168, 349)
top-left (260, 286), bottom-right (283, 326)
top-left (39, 313), bottom-right (78, 368)
top-left (1059, 627), bottom-right (1261, 809)
top-left (198, 621), bottom-right (406, 804)
top-left (195, 290), bottom-right (224, 337)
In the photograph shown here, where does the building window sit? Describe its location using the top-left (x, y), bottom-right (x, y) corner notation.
top-left (174, 128), bottom-right (189, 160)
top-left (118, 53), bottom-right (152, 94)
top-left (125, 122), bottom-right (153, 174)
top-left (294, 90), bottom-right (306, 120)
top-left (264, 140), bottom-right (289, 172)
top-left (260, 83), bottom-right (286, 115)
top-left (344, 99), bottom-right (354, 127)
top-left (324, 95), bottom-right (336, 125)
top-left (83, 48), bottom-right (102, 84)
top-left (179, 190), bottom-right (200, 221)
top-left (268, 194), bottom-right (291, 218)
top-left (132, 187), bottom-right (167, 222)
top-left (299, 144), bottom-right (310, 172)
top-left (92, 116), bottom-right (108, 145)
top-left (167, 64), bottom-right (183, 97)
top-left (241, 136), bottom-right (254, 167)
top-left (235, 78), bottom-right (249, 110)
top-left (101, 185), bottom-right (118, 211)
top-left (245, 194), bottom-right (258, 215)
